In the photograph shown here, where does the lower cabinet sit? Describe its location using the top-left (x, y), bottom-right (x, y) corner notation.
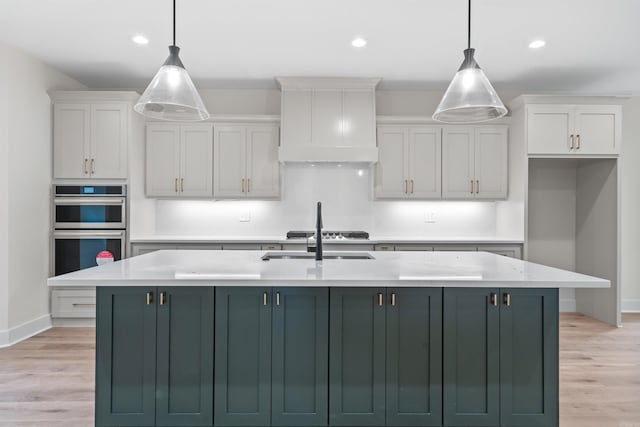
top-left (329, 288), bottom-right (442, 427)
top-left (214, 287), bottom-right (329, 427)
top-left (443, 288), bottom-right (558, 427)
top-left (95, 286), bottom-right (557, 427)
top-left (96, 287), bottom-right (214, 427)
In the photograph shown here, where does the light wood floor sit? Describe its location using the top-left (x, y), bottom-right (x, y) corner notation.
top-left (0, 314), bottom-right (638, 427)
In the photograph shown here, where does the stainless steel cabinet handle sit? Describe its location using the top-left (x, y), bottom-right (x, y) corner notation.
top-left (247, 178), bottom-right (251, 193)
top-left (146, 291), bottom-right (153, 305)
top-left (391, 292), bottom-right (397, 306)
top-left (569, 134), bottom-right (575, 150)
top-left (159, 291), bottom-right (166, 305)
top-left (378, 292), bottom-right (384, 306)
top-left (242, 178), bottom-right (245, 193)
top-left (175, 178), bottom-right (178, 193)
top-left (181, 178), bottom-right (184, 192)
top-left (83, 159), bottom-right (88, 175)
top-left (263, 291), bottom-right (268, 306)
top-left (490, 293), bottom-right (498, 306)
top-left (576, 134), bottom-right (581, 150)
top-left (410, 180), bottom-right (414, 194)
top-left (470, 180), bottom-right (474, 194)
top-left (276, 292), bottom-right (280, 306)
top-left (404, 180), bottom-right (408, 194)
top-left (504, 293), bottom-right (511, 307)
top-left (90, 159), bottom-right (95, 174)
top-left (476, 180), bottom-right (480, 194)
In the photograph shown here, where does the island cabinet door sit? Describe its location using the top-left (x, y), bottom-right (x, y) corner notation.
top-left (386, 288), bottom-right (443, 427)
top-left (329, 287), bottom-right (386, 426)
top-left (96, 287), bottom-right (157, 427)
top-left (214, 287), bottom-right (272, 426)
top-left (272, 287), bottom-right (329, 426)
top-left (499, 289), bottom-right (559, 427)
top-left (443, 288), bottom-right (500, 427)
top-left (155, 287), bottom-right (214, 426)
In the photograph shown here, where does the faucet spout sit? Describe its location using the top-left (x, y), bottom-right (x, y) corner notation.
top-left (316, 202), bottom-right (323, 261)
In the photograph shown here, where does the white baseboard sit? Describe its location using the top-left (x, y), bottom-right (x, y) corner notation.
top-left (0, 314), bottom-right (52, 348)
top-left (622, 299), bottom-right (640, 313)
top-left (559, 298), bottom-right (577, 312)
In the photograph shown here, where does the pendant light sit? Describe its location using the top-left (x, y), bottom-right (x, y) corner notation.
top-left (134, 0), bottom-right (209, 121)
top-left (433, 0), bottom-right (507, 123)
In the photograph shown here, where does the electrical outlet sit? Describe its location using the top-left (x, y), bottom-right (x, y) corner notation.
top-left (239, 212), bottom-right (251, 222)
top-left (424, 211), bottom-right (436, 223)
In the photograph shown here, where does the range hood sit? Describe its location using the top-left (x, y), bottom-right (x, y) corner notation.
top-left (276, 77), bottom-right (381, 163)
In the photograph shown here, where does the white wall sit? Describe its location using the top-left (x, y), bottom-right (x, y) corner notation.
top-left (0, 44), bottom-right (9, 334)
top-left (0, 41), bottom-right (86, 345)
top-left (621, 98), bottom-right (640, 310)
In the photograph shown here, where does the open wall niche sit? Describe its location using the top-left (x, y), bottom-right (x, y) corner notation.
top-left (527, 158), bottom-right (619, 326)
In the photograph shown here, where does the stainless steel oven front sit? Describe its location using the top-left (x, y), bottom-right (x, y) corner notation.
top-left (53, 185), bottom-right (126, 230)
top-left (52, 230), bottom-right (126, 276)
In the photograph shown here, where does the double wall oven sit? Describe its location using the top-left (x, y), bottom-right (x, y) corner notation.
top-left (52, 185), bottom-right (127, 276)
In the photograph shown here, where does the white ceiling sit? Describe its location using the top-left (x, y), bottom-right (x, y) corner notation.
top-left (1, 0), bottom-right (638, 93)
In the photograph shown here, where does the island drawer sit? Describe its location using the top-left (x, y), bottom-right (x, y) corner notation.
top-left (51, 288), bottom-right (96, 318)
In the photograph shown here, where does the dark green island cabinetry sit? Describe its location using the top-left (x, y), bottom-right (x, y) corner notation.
top-left (95, 286), bottom-right (558, 427)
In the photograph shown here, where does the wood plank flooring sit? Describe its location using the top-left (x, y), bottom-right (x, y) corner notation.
top-left (0, 314), bottom-right (638, 426)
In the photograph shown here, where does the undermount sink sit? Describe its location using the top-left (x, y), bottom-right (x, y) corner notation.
top-left (261, 251), bottom-right (375, 261)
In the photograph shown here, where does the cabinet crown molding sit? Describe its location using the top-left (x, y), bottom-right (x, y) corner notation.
top-left (276, 76), bottom-right (381, 89)
top-left (509, 94), bottom-right (630, 110)
top-left (376, 115), bottom-right (511, 125)
top-left (49, 90), bottom-right (140, 103)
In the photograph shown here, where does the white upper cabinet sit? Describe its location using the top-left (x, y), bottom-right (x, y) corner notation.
top-left (442, 127), bottom-right (508, 199)
top-left (51, 92), bottom-right (135, 179)
top-left (146, 123), bottom-right (213, 198)
top-left (375, 125), bottom-right (441, 199)
top-left (527, 104), bottom-right (621, 155)
top-left (277, 77), bottom-right (380, 162)
top-left (214, 124), bottom-right (280, 199)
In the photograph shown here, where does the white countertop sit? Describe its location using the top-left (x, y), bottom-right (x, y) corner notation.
top-left (48, 250), bottom-right (608, 289)
top-left (129, 235), bottom-right (525, 244)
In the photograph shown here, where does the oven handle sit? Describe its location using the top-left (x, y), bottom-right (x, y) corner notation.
top-left (54, 197), bottom-right (125, 206)
top-left (53, 230), bottom-right (125, 239)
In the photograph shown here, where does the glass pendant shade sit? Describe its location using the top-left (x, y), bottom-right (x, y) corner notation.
top-left (135, 46), bottom-right (209, 121)
top-left (433, 49), bottom-right (507, 123)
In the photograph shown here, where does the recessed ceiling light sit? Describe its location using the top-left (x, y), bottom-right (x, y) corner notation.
top-left (351, 37), bottom-right (367, 48)
top-left (132, 35), bottom-right (149, 45)
top-left (529, 39), bottom-right (546, 49)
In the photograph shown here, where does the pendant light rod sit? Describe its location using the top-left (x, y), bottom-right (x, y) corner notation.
top-left (173, 0), bottom-right (176, 46)
top-left (467, 0), bottom-right (471, 49)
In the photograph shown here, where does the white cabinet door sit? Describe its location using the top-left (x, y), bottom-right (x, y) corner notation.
top-left (53, 103), bottom-right (90, 178)
top-left (343, 90), bottom-right (375, 147)
top-left (312, 90), bottom-right (343, 145)
top-left (527, 105), bottom-right (574, 154)
top-left (574, 105), bottom-right (621, 155)
top-left (214, 125), bottom-right (246, 198)
top-left (180, 125), bottom-right (213, 197)
top-left (146, 124), bottom-right (180, 197)
top-left (89, 104), bottom-right (128, 179)
top-left (246, 125), bottom-right (280, 198)
top-left (375, 126), bottom-right (408, 198)
top-left (474, 127), bottom-right (508, 199)
top-left (442, 128), bottom-right (475, 199)
top-left (281, 89), bottom-right (312, 146)
top-left (409, 126), bottom-right (441, 199)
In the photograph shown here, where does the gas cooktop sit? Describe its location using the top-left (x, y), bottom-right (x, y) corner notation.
top-left (286, 230), bottom-right (370, 240)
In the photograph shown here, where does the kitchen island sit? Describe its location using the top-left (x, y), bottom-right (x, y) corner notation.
top-left (48, 250), bottom-right (609, 427)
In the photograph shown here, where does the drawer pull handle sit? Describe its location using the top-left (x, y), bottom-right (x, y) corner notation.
top-left (175, 178), bottom-right (178, 193)
top-left (391, 292), bottom-right (397, 306)
top-left (490, 293), bottom-right (497, 306)
top-left (276, 291), bottom-right (280, 306)
top-left (569, 134), bottom-right (575, 150)
top-left (263, 291), bottom-right (268, 306)
top-left (404, 179), bottom-right (408, 194)
top-left (90, 159), bottom-right (95, 174)
top-left (242, 178), bottom-right (245, 193)
top-left (378, 292), bottom-right (383, 306)
top-left (72, 303), bottom-right (96, 308)
top-left (180, 178), bottom-right (184, 192)
top-left (160, 292), bottom-right (166, 305)
top-left (504, 293), bottom-right (511, 307)
top-left (470, 180), bottom-right (474, 194)
top-left (576, 134), bottom-right (581, 150)
top-left (83, 159), bottom-right (88, 175)
top-left (146, 292), bottom-right (153, 305)
top-left (248, 178), bottom-right (251, 193)
top-left (410, 179), bottom-right (414, 194)
top-left (476, 180), bottom-right (480, 194)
